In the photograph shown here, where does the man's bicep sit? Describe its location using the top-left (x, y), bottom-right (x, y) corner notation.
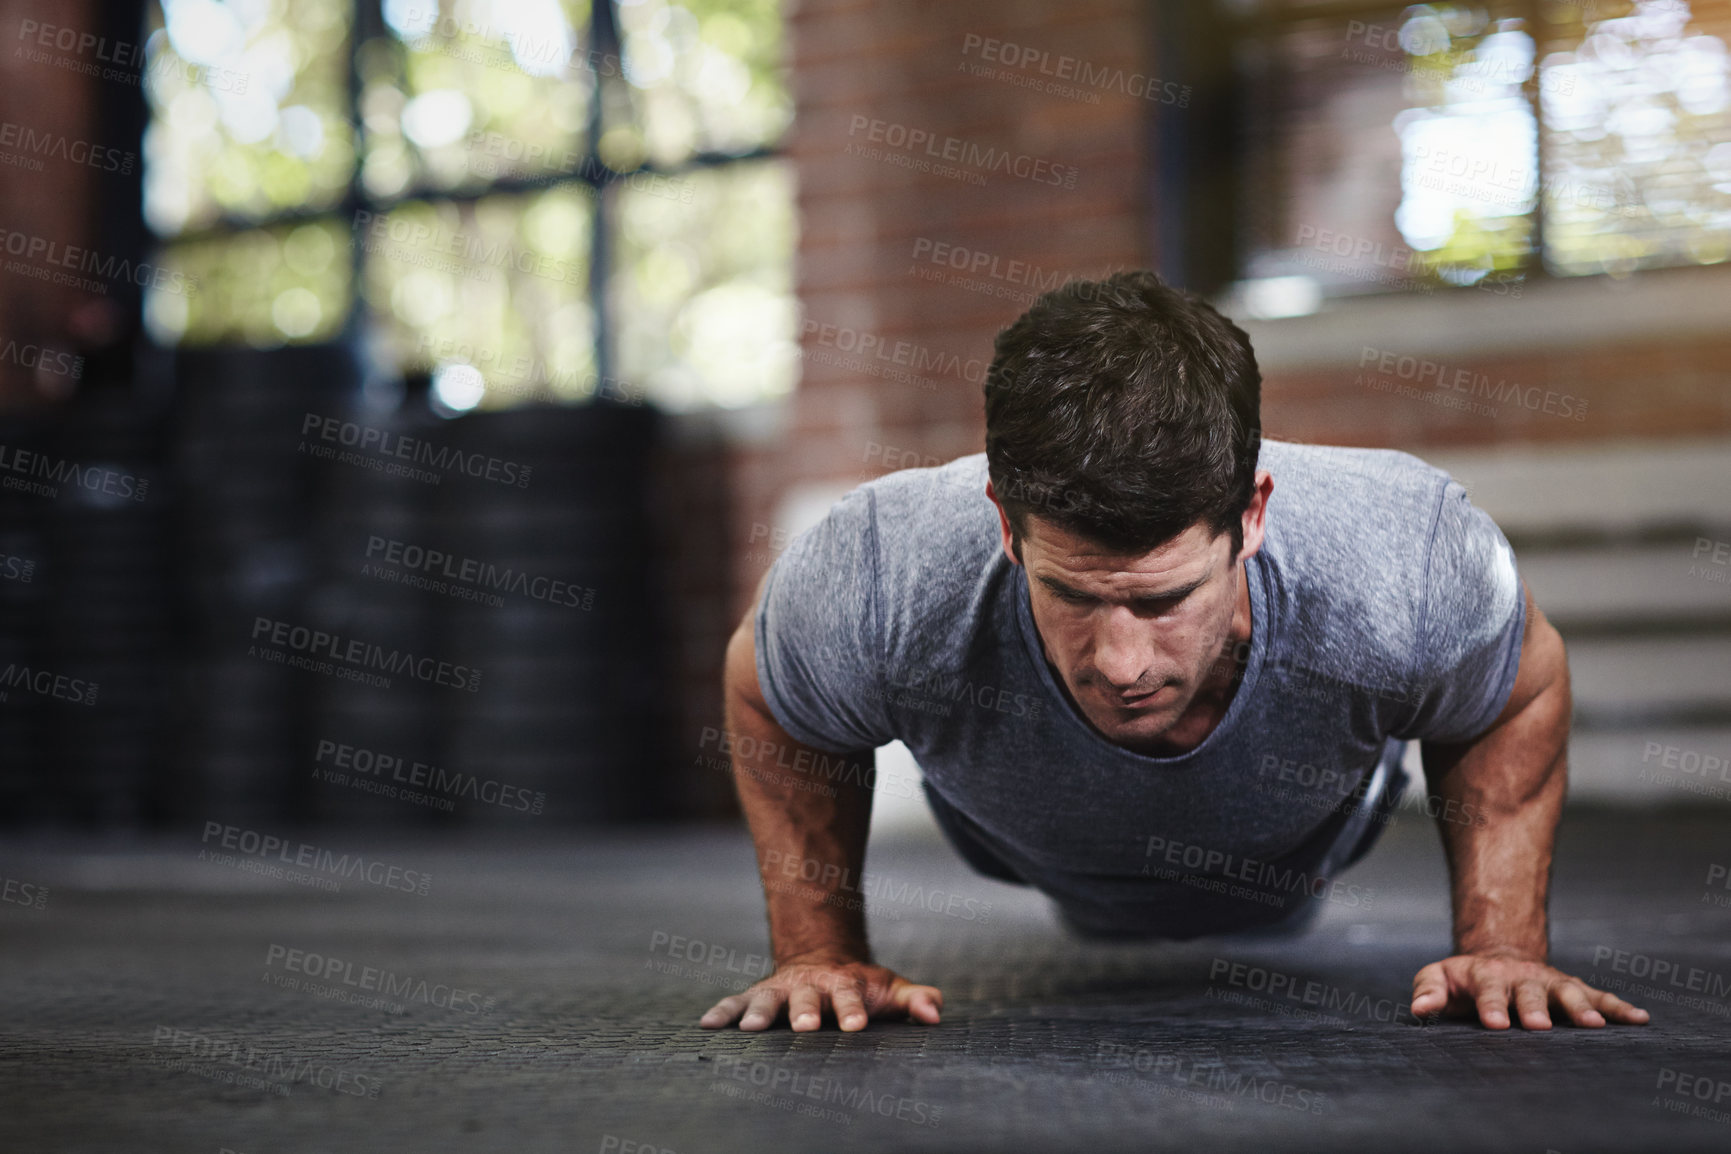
top-left (1486, 583), bottom-right (1568, 729)
top-left (725, 570), bottom-right (776, 717)
top-left (1396, 482), bottom-right (1526, 743)
top-left (747, 493), bottom-right (896, 754)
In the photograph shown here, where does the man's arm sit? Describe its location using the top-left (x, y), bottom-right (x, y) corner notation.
top-left (1409, 584), bottom-right (1649, 1030)
top-left (697, 573), bottom-right (943, 1032)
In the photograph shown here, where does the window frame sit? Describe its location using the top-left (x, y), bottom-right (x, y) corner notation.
top-left (144, 0), bottom-right (787, 402)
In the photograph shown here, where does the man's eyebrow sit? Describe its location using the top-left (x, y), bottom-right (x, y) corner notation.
top-left (1036, 573), bottom-right (1207, 601)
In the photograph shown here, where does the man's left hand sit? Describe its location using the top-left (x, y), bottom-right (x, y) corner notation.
top-left (1410, 952), bottom-right (1651, 1030)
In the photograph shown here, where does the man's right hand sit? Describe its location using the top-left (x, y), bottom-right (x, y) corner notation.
top-left (697, 957), bottom-right (943, 1032)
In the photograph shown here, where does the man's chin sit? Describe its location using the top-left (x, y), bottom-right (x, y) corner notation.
top-left (1087, 702), bottom-right (1184, 741)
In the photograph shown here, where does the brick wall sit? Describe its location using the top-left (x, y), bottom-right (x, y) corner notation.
top-left (0, 0), bottom-right (102, 410)
top-left (656, 0), bottom-right (1161, 813)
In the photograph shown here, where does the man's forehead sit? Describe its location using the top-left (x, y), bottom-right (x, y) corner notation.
top-left (1023, 518), bottom-right (1223, 583)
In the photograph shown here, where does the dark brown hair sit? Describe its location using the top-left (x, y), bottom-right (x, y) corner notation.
top-left (984, 270), bottom-right (1261, 558)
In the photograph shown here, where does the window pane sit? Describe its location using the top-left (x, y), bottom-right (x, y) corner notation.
top-left (144, 219), bottom-right (351, 346)
top-left (1237, 5), bottom-right (1538, 309)
top-left (360, 188), bottom-right (597, 409)
top-left (142, 0), bottom-right (354, 234)
top-left (607, 0), bottom-right (792, 169)
top-left (610, 158), bottom-right (797, 410)
top-left (360, 0), bottom-right (593, 200)
top-left (1540, 0), bottom-right (1731, 276)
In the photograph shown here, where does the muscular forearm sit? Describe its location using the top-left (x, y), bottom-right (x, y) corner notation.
top-left (1422, 593), bottom-right (1572, 960)
top-left (723, 626), bottom-right (876, 966)
top-left (1428, 728), bottom-right (1566, 959)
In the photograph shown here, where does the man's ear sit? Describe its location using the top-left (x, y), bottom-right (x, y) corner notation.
top-left (985, 481), bottom-right (1022, 566)
top-left (1236, 469), bottom-right (1275, 563)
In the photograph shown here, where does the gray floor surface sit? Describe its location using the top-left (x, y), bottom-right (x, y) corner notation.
top-left (2, 805), bottom-right (1729, 1153)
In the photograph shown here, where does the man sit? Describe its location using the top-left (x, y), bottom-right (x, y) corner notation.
top-left (698, 270), bottom-right (1649, 1035)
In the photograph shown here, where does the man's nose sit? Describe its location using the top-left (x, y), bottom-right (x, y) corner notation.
top-left (1093, 607), bottom-right (1157, 689)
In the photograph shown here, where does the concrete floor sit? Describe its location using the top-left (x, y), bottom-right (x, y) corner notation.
top-left (2, 806), bottom-right (1729, 1153)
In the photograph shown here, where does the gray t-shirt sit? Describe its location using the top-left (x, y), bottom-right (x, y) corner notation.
top-left (754, 440), bottom-right (1525, 927)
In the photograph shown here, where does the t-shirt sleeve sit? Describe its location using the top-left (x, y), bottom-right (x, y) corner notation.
top-left (1395, 480), bottom-right (1527, 743)
top-left (752, 487), bottom-right (898, 754)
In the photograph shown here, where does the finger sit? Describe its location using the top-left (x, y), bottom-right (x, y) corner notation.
top-left (1553, 982), bottom-right (1605, 1029)
top-left (1513, 980), bottom-right (1552, 1031)
top-left (699, 994), bottom-right (749, 1029)
top-left (1474, 976), bottom-right (1513, 1030)
top-left (1586, 988), bottom-right (1650, 1025)
top-left (1410, 963), bottom-right (1450, 1021)
top-left (738, 988), bottom-right (785, 1032)
top-left (788, 986), bottom-right (824, 1032)
top-left (902, 984), bottom-right (944, 1025)
top-left (830, 980), bottom-right (869, 1032)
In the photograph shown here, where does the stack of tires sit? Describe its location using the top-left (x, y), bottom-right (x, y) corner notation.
top-left (0, 413), bottom-right (55, 822)
top-left (425, 401), bottom-right (671, 825)
top-left (37, 387), bottom-right (172, 823)
top-left (298, 396), bottom-right (440, 827)
top-left (168, 344), bottom-right (356, 825)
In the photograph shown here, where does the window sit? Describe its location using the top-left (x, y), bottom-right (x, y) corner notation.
top-left (1231, 0), bottom-right (1731, 317)
top-left (141, 0), bottom-right (797, 413)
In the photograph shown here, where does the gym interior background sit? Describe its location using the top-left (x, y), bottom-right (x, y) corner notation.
top-left (1, 1), bottom-right (1728, 1151)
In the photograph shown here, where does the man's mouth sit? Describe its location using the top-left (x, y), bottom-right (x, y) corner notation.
top-left (1112, 686), bottom-right (1163, 708)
